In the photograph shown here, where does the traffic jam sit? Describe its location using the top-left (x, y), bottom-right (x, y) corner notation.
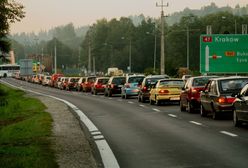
top-left (15, 73), bottom-right (248, 128)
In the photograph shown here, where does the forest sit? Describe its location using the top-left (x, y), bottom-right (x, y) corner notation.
top-left (9, 3), bottom-right (248, 76)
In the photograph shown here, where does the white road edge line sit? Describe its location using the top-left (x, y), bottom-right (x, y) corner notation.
top-left (1, 80), bottom-right (120, 168)
top-left (189, 121), bottom-right (203, 126)
top-left (152, 108), bottom-right (160, 112)
top-left (220, 131), bottom-right (238, 137)
top-left (168, 114), bottom-right (177, 118)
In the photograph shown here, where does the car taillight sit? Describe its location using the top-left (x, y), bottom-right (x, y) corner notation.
top-left (142, 86), bottom-right (147, 92)
top-left (191, 89), bottom-right (198, 94)
top-left (125, 83), bottom-right (130, 88)
top-left (217, 97), bottom-right (227, 104)
top-left (159, 90), bottom-right (169, 94)
top-left (96, 84), bottom-right (101, 88)
top-left (111, 84), bottom-right (115, 88)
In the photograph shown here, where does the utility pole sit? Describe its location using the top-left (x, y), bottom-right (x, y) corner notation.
top-left (129, 39), bottom-right (132, 73)
top-left (88, 40), bottom-right (92, 75)
top-left (78, 47), bottom-right (81, 70)
top-left (54, 39), bottom-right (57, 74)
top-left (156, 0), bottom-right (168, 75)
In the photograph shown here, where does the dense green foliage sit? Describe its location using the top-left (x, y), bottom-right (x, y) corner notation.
top-left (0, 0), bottom-right (25, 62)
top-left (10, 3), bottom-right (248, 76)
top-left (0, 84), bottom-right (58, 168)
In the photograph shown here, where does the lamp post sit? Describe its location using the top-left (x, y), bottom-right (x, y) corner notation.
top-left (121, 37), bottom-right (132, 73)
top-left (103, 43), bottom-right (114, 67)
top-left (146, 29), bottom-right (157, 73)
top-left (54, 38), bottom-right (57, 74)
top-left (222, 16), bottom-right (237, 34)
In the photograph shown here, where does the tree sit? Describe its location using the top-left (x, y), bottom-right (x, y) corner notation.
top-left (0, 0), bottom-right (25, 62)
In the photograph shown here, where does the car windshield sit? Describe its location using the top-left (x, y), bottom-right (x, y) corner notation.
top-left (219, 78), bottom-right (248, 93)
top-left (192, 77), bottom-right (214, 87)
top-left (128, 76), bottom-right (144, 83)
top-left (159, 80), bottom-right (184, 87)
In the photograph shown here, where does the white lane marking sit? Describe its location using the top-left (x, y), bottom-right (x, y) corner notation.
top-left (152, 108), bottom-right (160, 112)
top-left (168, 114), bottom-right (177, 118)
top-left (220, 131), bottom-right (238, 137)
top-left (128, 101), bottom-right (134, 104)
top-left (1, 79), bottom-right (120, 168)
top-left (91, 131), bottom-right (102, 135)
top-left (95, 140), bottom-right (120, 168)
top-left (139, 104), bottom-right (145, 107)
top-left (189, 121), bottom-right (203, 126)
top-left (117, 99), bottom-right (123, 102)
top-left (93, 135), bottom-right (104, 140)
top-left (108, 98), bottom-right (113, 100)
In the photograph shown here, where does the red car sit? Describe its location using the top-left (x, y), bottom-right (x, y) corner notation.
top-left (180, 76), bottom-right (217, 113)
top-left (91, 77), bottom-right (109, 95)
top-left (50, 73), bottom-right (64, 87)
top-left (82, 76), bottom-right (96, 92)
top-left (66, 77), bottom-right (80, 91)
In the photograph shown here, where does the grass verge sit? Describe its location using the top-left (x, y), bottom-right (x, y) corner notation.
top-left (0, 84), bottom-right (58, 168)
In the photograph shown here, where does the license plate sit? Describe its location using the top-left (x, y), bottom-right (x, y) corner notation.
top-left (170, 97), bottom-right (180, 101)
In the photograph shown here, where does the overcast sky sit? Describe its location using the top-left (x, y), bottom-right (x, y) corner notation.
top-left (10, 0), bottom-right (248, 34)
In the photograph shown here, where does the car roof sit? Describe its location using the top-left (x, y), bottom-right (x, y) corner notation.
top-left (210, 76), bottom-right (248, 81)
top-left (146, 75), bottom-right (169, 78)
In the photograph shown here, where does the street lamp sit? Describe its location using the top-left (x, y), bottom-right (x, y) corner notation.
top-left (222, 16), bottom-right (237, 34)
top-left (103, 43), bottom-right (114, 67)
top-left (121, 37), bottom-right (132, 73)
top-left (146, 30), bottom-right (157, 73)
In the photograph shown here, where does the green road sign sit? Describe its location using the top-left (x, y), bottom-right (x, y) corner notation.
top-left (200, 34), bottom-right (248, 74)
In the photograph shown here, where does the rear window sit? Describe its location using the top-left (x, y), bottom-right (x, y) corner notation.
top-left (219, 78), bottom-right (248, 93)
top-left (192, 77), bottom-right (213, 87)
top-left (128, 76), bottom-right (144, 83)
top-left (145, 78), bottom-right (164, 86)
top-left (112, 77), bottom-right (125, 85)
top-left (71, 78), bottom-right (79, 82)
top-left (88, 77), bottom-right (96, 82)
top-left (98, 78), bottom-right (109, 84)
top-left (159, 80), bottom-right (184, 87)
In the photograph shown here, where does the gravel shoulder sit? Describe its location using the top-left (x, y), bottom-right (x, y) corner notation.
top-left (32, 94), bottom-right (98, 168)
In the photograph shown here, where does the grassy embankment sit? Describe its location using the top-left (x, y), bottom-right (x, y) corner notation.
top-left (0, 84), bottom-right (58, 168)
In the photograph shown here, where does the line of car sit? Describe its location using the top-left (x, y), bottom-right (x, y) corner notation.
top-left (20, 73), bottom-right (248, 127)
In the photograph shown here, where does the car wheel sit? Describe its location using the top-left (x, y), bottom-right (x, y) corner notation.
top-left (200, 104), bottom-right (207, 117)
top-left (150, 98), bottom-right (155, 105)
top-left (233, 109), bottom-right (241, 127)
top-left (125, 94), bottom-right (128, 99)
top-left (180, 100), bottom-right (186, 112)
top-left (155, 99), bottom-right (160, 106)
top-left (108, 91), bottom-right (112, 97)
top-left (212, 111), bottom-right (218, 120)
top-left (94, 90), bottom-right (97, 95)
top-left (187, 101), bottom-right (194, 113)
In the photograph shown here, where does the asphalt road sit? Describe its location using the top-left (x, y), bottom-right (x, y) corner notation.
top-left (2, 78), bottom-right (248, 168)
